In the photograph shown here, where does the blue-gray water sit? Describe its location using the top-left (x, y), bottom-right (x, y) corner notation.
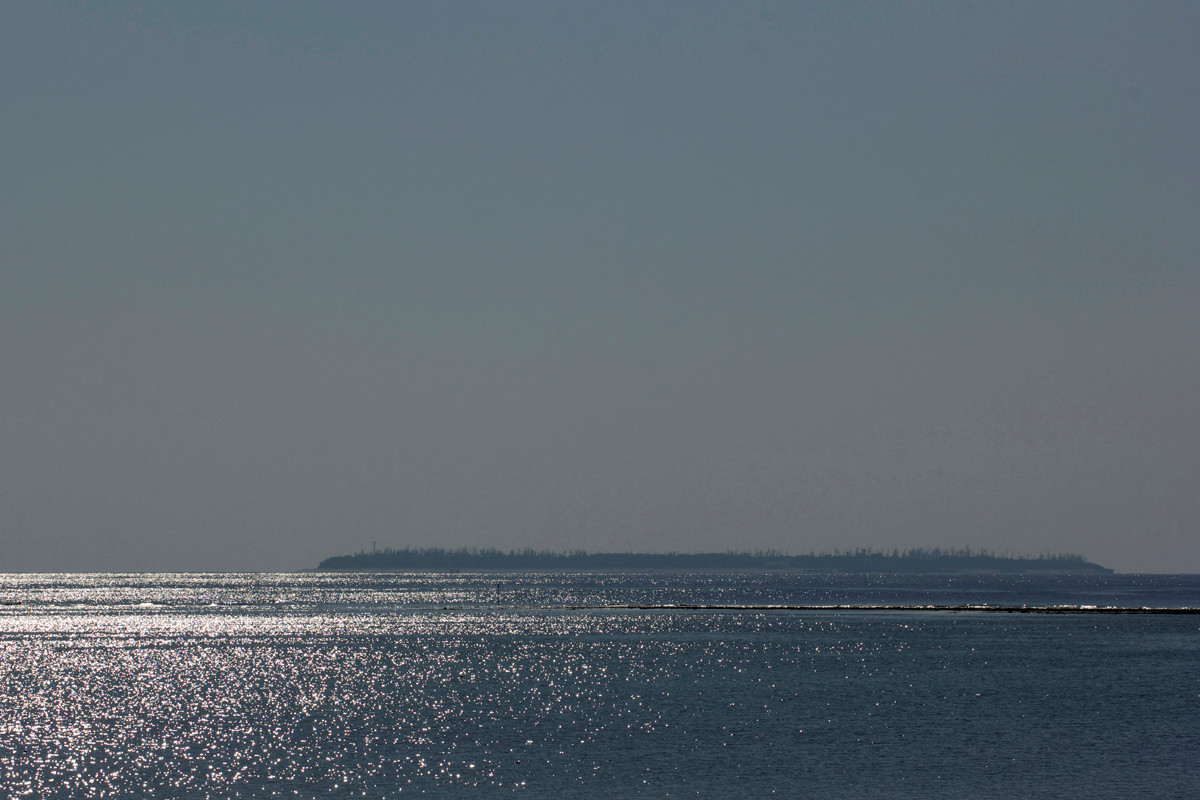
top-left (2, 572), bottom-right (1197, 798)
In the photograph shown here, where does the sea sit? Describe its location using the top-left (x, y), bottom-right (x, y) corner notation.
top-left (1, 571), bottom-right (1197, 799)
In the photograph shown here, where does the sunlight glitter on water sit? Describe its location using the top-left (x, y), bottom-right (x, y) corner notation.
top-left (1, 575), bottom-right (1198, 799)
top-left (0, 607), bottom-right (884, 797)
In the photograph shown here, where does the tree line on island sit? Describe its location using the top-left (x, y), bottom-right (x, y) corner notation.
top-left (316, 546), bottom-right (1112, 574)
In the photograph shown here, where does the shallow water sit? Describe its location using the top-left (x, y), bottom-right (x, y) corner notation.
top-left (1, 573), bottom-right (1197, 798)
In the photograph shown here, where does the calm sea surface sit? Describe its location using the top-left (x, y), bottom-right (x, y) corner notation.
top-left (1, 572), bottom-right (1197, 799)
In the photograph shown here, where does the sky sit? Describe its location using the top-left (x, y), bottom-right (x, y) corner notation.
top-left (2, 1), bottom-right (1197, 573)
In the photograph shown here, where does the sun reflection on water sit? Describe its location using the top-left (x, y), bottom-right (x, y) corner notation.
top-left (0, 603), bottom-right (893, 797)
top-left (1, 575), bottom-right (1197, 798)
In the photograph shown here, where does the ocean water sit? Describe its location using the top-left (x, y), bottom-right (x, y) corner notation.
top-left (1, 573), bottom-right (1197, 799)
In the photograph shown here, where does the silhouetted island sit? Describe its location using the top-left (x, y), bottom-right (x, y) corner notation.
top-left (316, 547), bottom-right (1113, 574)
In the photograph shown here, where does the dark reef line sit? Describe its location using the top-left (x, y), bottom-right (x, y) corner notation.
top-left (563, 604), bottom-right (1195, 614)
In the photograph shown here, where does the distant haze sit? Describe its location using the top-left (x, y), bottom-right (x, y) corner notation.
top-left (2, 2), bottom-right (1197, 573)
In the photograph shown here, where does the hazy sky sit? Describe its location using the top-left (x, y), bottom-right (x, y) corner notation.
top-left (3, 1), bottom-right (1197, 573)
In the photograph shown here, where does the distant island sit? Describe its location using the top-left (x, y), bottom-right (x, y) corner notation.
top-left (316, 547), bottom-right (1113, 574)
